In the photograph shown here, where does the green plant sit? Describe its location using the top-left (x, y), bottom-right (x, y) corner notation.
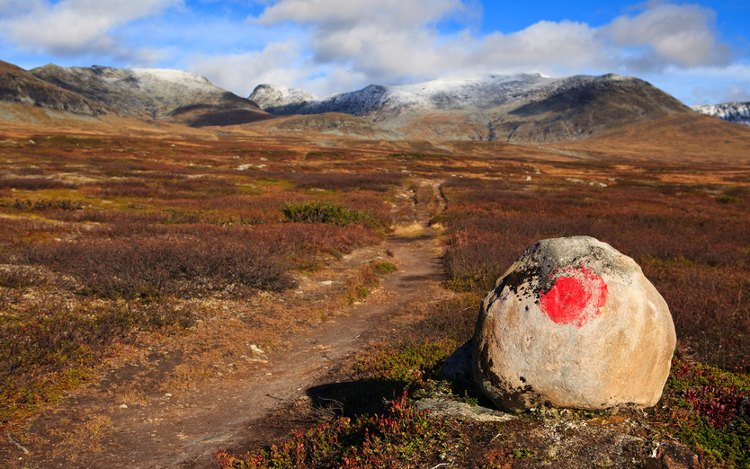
top-left (715, 194), bottom-right (739, 204)
top-left (372, 261), bottom-right (397, 276)
top-left (656, 357), bottom-right (750, 467)
top-left (282, 201), bottom-right (370, 226)
top-left (215, 392), bottom-right (447, 468)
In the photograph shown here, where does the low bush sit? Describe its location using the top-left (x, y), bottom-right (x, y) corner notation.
top-left (0, 177), bottom-right (72, 190)
top-left (288, 172), bottom-right (402, 192)
top-left (1, 199), bottom-right (84, 212)
top-left (372, 261), bottom-right (397, 276)
top-left (24, 234), bottom-right (294, 299)
top-left (283, 201), bottom-right (370, 226)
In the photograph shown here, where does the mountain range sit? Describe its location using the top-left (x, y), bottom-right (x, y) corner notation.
top-left (250, 73), bottom-right (691, 142)
top-left (0, 59), bottom-right (747, 142)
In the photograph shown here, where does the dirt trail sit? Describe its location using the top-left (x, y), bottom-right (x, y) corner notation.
top-left (10, 180), bottom-right (447, 469)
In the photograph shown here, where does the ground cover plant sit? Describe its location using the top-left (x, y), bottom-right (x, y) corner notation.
top-left (0, 132), bottom-right (405, 429)
top-left (1, 129), bottom-right (748, 467)
top-left (220, 148), bottom-right (749, 467)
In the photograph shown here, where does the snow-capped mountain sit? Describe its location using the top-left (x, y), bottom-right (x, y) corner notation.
top-left (29, 64), bottom-right (268, 125)
top-left (692, 102), bottom-right (750, 125)
top-left (249, 84), bottom-right (317, 110)
top-left (250, 73), bottom-right (690, 142)
top-left (0, 59), bottom-right (704, 142)
top-left (250, 73), bottom-right (554, 117)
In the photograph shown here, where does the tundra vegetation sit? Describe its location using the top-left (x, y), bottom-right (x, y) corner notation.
top-left (0, 131), bottom-right (747, 467)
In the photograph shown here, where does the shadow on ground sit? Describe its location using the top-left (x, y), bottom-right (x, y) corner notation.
top-left (306, 378), bottom-right (406, 418)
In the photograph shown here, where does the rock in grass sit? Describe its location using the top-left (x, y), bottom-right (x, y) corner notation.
top-left (473, 236), bottom-right (676, 411)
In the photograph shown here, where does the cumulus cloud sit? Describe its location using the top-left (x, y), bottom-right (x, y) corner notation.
top-left (241, 0), bottom-right (732, 90)
top-left (255, 0), bottom-right (471, 28)
top-left (603, 3), bottom-right (730, 69)
top-left (0, 0), bottom-right (182, 60)
top-left (189, 41), bottom-right (312, 96)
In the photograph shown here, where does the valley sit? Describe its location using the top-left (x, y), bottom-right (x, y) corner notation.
top-left (0, 58), bottom-right (748, 468)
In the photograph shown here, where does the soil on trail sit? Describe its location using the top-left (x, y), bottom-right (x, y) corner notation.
top-left (5, 180), bottom-right (449, 469)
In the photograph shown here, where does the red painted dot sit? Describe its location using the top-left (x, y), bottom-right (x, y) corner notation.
top-left (539, 266), bottom-right (608, 327)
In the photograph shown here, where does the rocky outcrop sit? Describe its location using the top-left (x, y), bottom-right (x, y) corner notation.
top-left (472, 236), bottom-right (676, 412)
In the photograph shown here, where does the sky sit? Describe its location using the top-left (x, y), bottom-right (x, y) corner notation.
top-left (0, 0), bottom-right (748, 105)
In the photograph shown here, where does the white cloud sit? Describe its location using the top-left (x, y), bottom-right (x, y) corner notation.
top-left (603, 3), bottom-right (730, 69)
top-left (1, 0), bottom-right (743, 104)
top-left (241, 0), bottom-right (733, 92)
top-left (647, 64), bottom-right (750, 104)
top-left (475, 21), bottom-right (605, 74)
top-left (255, 0), bottom-right (469, 28)
top-left (189, 41), bottom-right (311, 97)
top-left (0, 0), bottom-right (182, 59)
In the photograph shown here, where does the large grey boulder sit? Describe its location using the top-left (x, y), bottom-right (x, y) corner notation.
top-left (473, 236), bottom-right (676, 411)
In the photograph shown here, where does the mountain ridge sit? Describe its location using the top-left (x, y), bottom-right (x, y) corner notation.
top-left (693, 102), bottom-right (750, 125)
top-left (250, 73), bottom-right (691, 142)
top-left (0, 59), bottom-right (736, 143)
top-left (25, 63), bottom-right (272, 127)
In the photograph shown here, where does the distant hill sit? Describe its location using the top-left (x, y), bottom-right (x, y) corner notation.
top-left (692, 102), bottom-right (750, 126)
top-left (0, 61), bottom-right (271, 127)
top-left (0, 60), bottom-right (104, 116)
top-left (249, 73), bottom-right (692, 142)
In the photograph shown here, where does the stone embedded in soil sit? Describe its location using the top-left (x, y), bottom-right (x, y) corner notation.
top-left (472, 236), bottom-right (676, 411)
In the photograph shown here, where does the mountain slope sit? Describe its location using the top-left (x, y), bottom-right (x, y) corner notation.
top-left (0, 60), bottom-right (104, 116)
top-left (251, 74), bottom-right (691, 142)
top-left (30, 64), bottom-right (271, 127)
top-left (692, 102), bottom-right (750, 125)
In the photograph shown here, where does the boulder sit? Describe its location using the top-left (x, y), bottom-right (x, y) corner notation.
top-left (472, 236), bottom-right (676, 411)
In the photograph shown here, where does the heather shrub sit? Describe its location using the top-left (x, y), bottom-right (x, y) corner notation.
top-left (24, 235), bottom-right (294, 299)
top-left (439, 177), bottom-right (750, 371)
top-left (283, 201), bottom-right (370, 226)
top-left (215, 392), bottom-right (447, 468)
top-left (288, 171), bottom-right (402, 192)
top-left (0, 177), bottom-right (72, 190)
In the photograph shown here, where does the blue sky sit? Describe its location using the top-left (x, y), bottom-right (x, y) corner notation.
top-left (0, 0), bottom-right (748, 104)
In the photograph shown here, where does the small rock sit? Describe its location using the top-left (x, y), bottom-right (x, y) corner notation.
top-left (119, 404), bottom-right (128, 409)
top-left (415, 398), bottom-right (515, 423)
top-left (648, 442), bottom-right (700, 469)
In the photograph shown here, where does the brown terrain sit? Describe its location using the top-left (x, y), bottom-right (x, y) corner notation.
top-left (0, 77), bottom-right (748, 468)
